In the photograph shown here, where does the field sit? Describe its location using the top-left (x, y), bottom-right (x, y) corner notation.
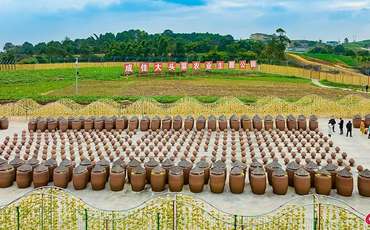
top-left (299, 53), bottom-right (359, 67)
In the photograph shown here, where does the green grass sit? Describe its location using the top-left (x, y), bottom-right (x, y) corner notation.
top-left (300, 53), bottom-right (359, 67)
top-left (319, 79), bottom-right (361, 90)
top-left (342, 40), bottom-right (370, 49)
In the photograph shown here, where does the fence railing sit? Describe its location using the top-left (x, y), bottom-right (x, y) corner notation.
top-left (0, 186), bottom-right (368, 230)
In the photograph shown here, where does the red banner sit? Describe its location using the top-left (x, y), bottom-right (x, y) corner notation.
top-left (180, 62), bottom-right (188, 71)
top-left (239, 60), bottom-right (246, 69)
top-left (154, 62), bottom-right (163, 72)
top-left (167, 62), bottom-right (176, 72)
top-left (139, 62), bottom-right (149, 72)
top-left (216, 61), bottom-right (224, 70)
top-left (192, 61), bottom-right (201, 71)
top-left (250, 60), bottom-right (257, 69)
top-left (124, 63), bottom-right (134, 73)
top-left (228, 61), bottom-right (235, 69)
top-left (205, 61), bottom-right (213, 70)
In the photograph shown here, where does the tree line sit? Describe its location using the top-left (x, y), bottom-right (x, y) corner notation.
top-left (0, 29), bottom-right (290, 63)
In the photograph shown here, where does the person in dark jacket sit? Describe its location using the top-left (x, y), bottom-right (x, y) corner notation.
top-left (329, 118), bottom-right (336, 132)
top-left (339, 118), bottom-right (344, 135)
top-left (346, 121), bottom-right (352, 137)
top-left (366, 85), bottom-right (369, 92)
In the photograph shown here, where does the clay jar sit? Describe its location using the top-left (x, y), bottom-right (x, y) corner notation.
top-left (150, 166), bottom-right (166, 192)
top-left (358, 169), bottom-right (370, 197)
top-left (47, 119), bottom-right (58, 131)
top-left (315, 168), bottom-right (332, 195)
top-left (208, 115), bottom-right (217, 131)
top-left (68, 116), bottom-right (74, 129)
top-left (365, 114), bottom-right (370, 128)
top-left (210, 167), bottom-right (225, 194)
top-left (53, 165), bottom-right (69, 188)
top-left (232, 160), bottom-right (247, 179)
top-left (45, 158), bottom-right (58, 182)
top-left (28, 119), bottom-right (37, 132)
top-left (115, 118), bottom-right (125, 131)
top-left (80, 159), bottom-right (93, 182)
top-left (230, 115), bottom-right (240, 131)
top-left (91, 165), bottom-right (107, 191)
top-left (196, 160), bottom-right (210, 184)
top-left (37, 119), bottom-right (47, 132)
top-left (162, 159), bottom-right (175, 184)
top-left (286, 161), bottom-right (300, 187)
top-left (73, 165), bottom-right (88, 190)
top-left (266, 161), bottom-right (281, 186)
top-left (129, 116), bottom-right (139, 131)
top-left (16, 164), bottom-right (33, 188)
top-left (286, 115), bottom-right (297, 130)
top-left (248, 160), bottom-right (263, 182)
top-left (131, 166), bottom-right (146, 192)
top-left (218, 115), bottom-right (227, 131)
top-left (59, 119), bottom-right (68, 132)
top-left (110, 165), bottom-right (126, 191)
top-left (275, 115), bottom-right (286, 130)
top-left (97, 158), bottom-right (110, 181)
top-left (252, 115), bottom-right (263, 131)
top-left (188, 166), bottom-right (204, 193)
top-left (352, 114), bottom-right (361, 128)
top-left (162, 116), bottom-right (172, 131)
top-left (84, 119), bottom-right (94, 131)
top-left (196, 115), bottom-right (206, 131)
top-left (79, 116), bottom-right (85, 129)
top-left (144, 159), bottom-right (159, 184)
top-left (294, 168), bottom-right (311, 195)
top-left (27, 157), bottom-right (40, 170)
top-left (151, 116), bottom-right (161, 131)
top-left (272, 168), bottom-right (288, 195)
top-left (61, 158), bottom-right (74, 182)
top-left (113, 158), bottom-right (127, 173)
top-left (184, 115), bottom-right (194, 130)
top-left (213, 160), bottom-right (227, 181)
top-left (178, 159), bottom-right (193, 185)
top-left (140, 116), bottom-right (150, 131)
top-left (250, 167), bottom-right (266, 195)
top-left (264, 115), bottom-right (274, 131)
top-left (173, 115), bottom-right (183, 131)
top-left (33, 165), bottom-right (49, 188)
top-left (127, 159), bottom-right (140, 183)
top-left (105, 118), bottom-right (114, 131)
top-left (298, 115), bottom-right (307, 130)
top-left (229, 167), bottom-right (245, 194)
top-left (241, 115), bottom-right (252, 131)
top-left (9, 157), bottom-right (24, 181)
top-left (169, 166), bottom-right (184, 192)
top-left (72, 118), bottom-right (82, 131)
top-left (324, 163), bottom-right (338, 189)
top-left (336, 169), bottom-right (353, 196)
top-left (304, 161), bottom-right (318, 187)
top-left (0, 163), bottom-right (15, 188)
top-left (309, 115), bottom-right (318, 131)
top-left (94, 119), bottom-right (104, 131)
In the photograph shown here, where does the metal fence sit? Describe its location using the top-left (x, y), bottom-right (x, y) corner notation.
top-left (0, 186), bottom-right (368, 230)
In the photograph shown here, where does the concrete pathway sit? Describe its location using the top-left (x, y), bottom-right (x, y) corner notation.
top-left (311, 78), bottom-right (369, 93)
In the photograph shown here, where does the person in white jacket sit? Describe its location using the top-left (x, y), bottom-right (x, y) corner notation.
top-left (328, 122), bottom-right (333, 137)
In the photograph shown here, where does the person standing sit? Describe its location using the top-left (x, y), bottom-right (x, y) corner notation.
top-left (366, 85), bottom-right (369, 92)
top-left (361, 84), bottom-right (364, 91)
top-left (339, 118), bottom-right (344, 135)
top-left (329, 118), bottom-right (336, 132)
top-left (346, 121), bottom-right (352, 137)
top-left (328, 122), bottom-right (333, 137)
top-left (360, 120), bottom-right (366, 134)
top-left (368, 125), bottom-right (370, 139)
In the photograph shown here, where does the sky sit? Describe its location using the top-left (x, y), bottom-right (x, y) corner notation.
top-left (1, 0), bottom-right (370, 48)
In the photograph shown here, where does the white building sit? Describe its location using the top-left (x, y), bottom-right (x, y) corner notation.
top-left (326, 41), bottom-right (340, 46)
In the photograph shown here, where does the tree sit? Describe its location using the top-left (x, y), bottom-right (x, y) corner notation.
top-left (344, 38), bottom-right (349, 44)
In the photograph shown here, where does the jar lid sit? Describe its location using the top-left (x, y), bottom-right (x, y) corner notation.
top-left (80, 158), bottom-right (92, 166)
top-left (365, 114), bottom-right (370, 119)
top-left (74, 165), bottom-right (87, 174)
top-left (111, 115), bottom-right (117, 120)
top-left (305, 161), bottom-right (318, 169)
top-left (298, 115), bottom-right (306, 120)
top-left (128, 159), bottom-right (140, 167)
top-left (18, 164), bottom-right (32, 172)
top-left (113, 159), bottom-right (126, 168)
top-left (196, 161), bottom-right (209, 168)
top-left (276, 115), bottom-right (284, 121)
top-left (178, 159), bottom-right (191, 168)
top-left (152, 165), bottom-right (165, 174)
top-left (268, 161), bottom-right (281, 169)
top-left (338, 169), bottom-right (352, 178)
top-left (0, 116), bottom-right (8, 120)
top-left (163, 115), bottom-right (171, 121)
top-left (219, 115), bottom-right (226, 121)
top-left (230, 166), bottom-right (243, 175)
top-left (29, 119), bottom-right (37, 124)
top-left (208, 115), bottom-right (216, 121)
top-left (121, 115), bottom-right (128, 120)
top-left (60, 119), bottom-right (67, 123)
top-left (324, 163), bottom-right (338, 171)
top-left (253, 115), bottom-right (261, 121)
top-left (130, 116), bottom-right (138, 122)
top-left (9, 158), bottom-right (24, 165)
top-left (190, 166), bottom-right (203, 175)
top-left (295, 168), bottom-right (309, 176)
top-left (97, 158), bottom-right (109, 166)
top-left (68, 116), bottom-right (75, 120)
top-left (132, 165), bottom-right (145, 174)
top-left (57, 116), bottom-right (64, 121)
top-left (0, 163), bottom-right (13, 171)
top-left (213, 160), bottom-right (225, 168)
top-left (169, 166), bottom-right (183, 175)
top-left (316, 168), bottom-right (330, 176)
top-left (27, 158), bottom-right (39, 165)
top-left (310, 115), bottom-right (318, 121)
top-left (89, 116), bottom-right (96, 120)
top-left (353, 114), bottom-right (361, 119)
top-left (0, 158), bottom-right (6, 164)
top-left (54, 165), bottom-right (68, 173)
top-left (146, 159), bottom-right (158, 167)
top-left (273, 167), bottom-right (287, 176)
top-left (111, 165), bottom-right (125, 173)
top-left (45, 158), bottom-right (57, 166)
top-left (79, 116), bottom-right (85, 120)
top-left (264, 115), bottom-right (273, 121)
top-left (252, 167), bottom-right (265, 175)
top-left (230, 115), bottom-right (238, 121)
top-left (34, 164), bottom-right (48, 173)
top-left (162, 159), bottom-right (174, 167)
top-left (152, 116), bottom-right (161, 121)
top-left (359, 169), bottom-right (370, 178)
top-left (250, 160), bottom-right (263, 167)
top-left (60, 159), bottom-right (72, 167)
top-left (232, 160), bottom-right (244, 168)
top-left (197, 115), bottom-right (205, 122)
top-left (211, 167), bottom-right (224, 175)
top-left (287, 114), bottom-right (296, 121)
top-left (100, 116), bottom-right (107, 120)
top-left (141, 116), bottom-right (150, 121)
top-left (174, 115), bottom-right (182, 121)
top-left (92, 165), bottom-right (106, 173)
top-left (241, 115), bottom-right (250, 121)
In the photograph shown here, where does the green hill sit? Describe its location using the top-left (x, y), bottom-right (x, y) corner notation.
top-left (343, 40), bottom-right (370, 49)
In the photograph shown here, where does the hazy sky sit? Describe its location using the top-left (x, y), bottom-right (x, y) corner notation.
top-left (1, 0), bottom-right (370, 48)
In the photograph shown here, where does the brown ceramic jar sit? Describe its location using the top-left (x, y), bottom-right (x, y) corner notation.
top-left (230, 115), bottom-right (240, 131)
top-left (59, 119), bottom-right (68, 132)
top-left (294, 168), bottom-right (311, 195)
top-left (144, 159), bottom-right (159, 184)
top-left (0, 163), bottom-right (15, 188)
top-left (97, 158), bottom-right (110, 181)
top-left (286, 161), bottom-right (300, 187)
top-left (324, 163), bottom-right (338, 189)
top-left (104, 118), bottom-right (114, 131)
top-left (210, 167), bottom-right (225, 194)
top-left (127, 159), bottom-right (141, 183)
top-left (315, 168), bottom-right (332, 195)
top-left (266, 161), bottom-right (281, 186)
top-left (168, 166), bottom-right (184, 192)
top-left (309, 115), bottom-right (318, 131)
top-left (252, 115), bottom-right (263, 131)
top-left (80, 159), bottom-right (93, 182)
top-left (275, 115), bottom-right (286, 130)
top-left (298, 115), bottom-right (307, 130)
top-left (189, 166), bottom-right (205, 193)
top-left (162, 116), bottom-right (172, 131)
top-left (130, 166), bottom-right (146, 192)
top-left (272, 168), bottom-right (288, 195)
top-left (218, 115), bottom-right (227, 131)
top-left (178, 159), bottom-right (193, 185)
top-left (241, 115), bottom-right (252, 131)
top-left (140, 116), bottom-right (150, 131)
top-left (53, 165), bottom-right (69, 189)
top-left (33, 165), bottom-right (49, 188)
top-left (162, 159), bottom-right (175, 184)
top-left (84, 119), bottom-right (94, 131)
top-left (151, 116), bottom-right (161, 131)
top-left (196, 115), bottom-right (206, 131)
top-left (110, 165), bottom-right (126, 191)
top-left (248, 160), bottom-right (263, 182)
top-left (150, 166), bottom-right (166, 192)
top-left (73, 165), bottom-right (88, 190)
top-left (208, 115), bottom-right (217, 131)
top-left (91, 165), bottom-right (107, 191)
top-left (264, 115), bottom-right (273, 131)
top-left (336, 169), bottom-right (353, 197)
top-left (250, 167), bottom-right (266, 195)
top-left (358, 169), bottom-right (370, 197)
top-left (28, 119), bottom-right (37, 132)
top-left (45, 158), bottom-right (58, 182)
top-left (60, 158), bottom-right (74, 182)
top-left (229, 167), bottom-right (245, 194)
top-left (196, 160), bottom-right (210, 184)
top-left (16, 164), bottom-right (33, 188)
top-left (9, 157), bottom-right (24, 181)
top-left (129, 116), bottom-right (139, 131)
top-left (173, 115), bottom-right (183, 131)
top-left (286, 115), bottom-right (297, 130)
top-left (304, 161), bottom-right (318, 187)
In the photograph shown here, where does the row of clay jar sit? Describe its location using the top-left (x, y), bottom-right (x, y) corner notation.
top-left (27, 114), bottom-right (319, 133)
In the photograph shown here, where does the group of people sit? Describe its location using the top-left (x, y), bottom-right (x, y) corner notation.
top-left (361, 84), bottom-right (369, 92)
top-left (328, 118), bottom-right (370, 138)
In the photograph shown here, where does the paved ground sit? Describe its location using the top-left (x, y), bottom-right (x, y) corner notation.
top-left (0, 119), bottom-right (370, 216)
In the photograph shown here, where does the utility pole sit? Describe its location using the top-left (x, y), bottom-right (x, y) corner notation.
top-left (75, 58), bottom-right (79, 95)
